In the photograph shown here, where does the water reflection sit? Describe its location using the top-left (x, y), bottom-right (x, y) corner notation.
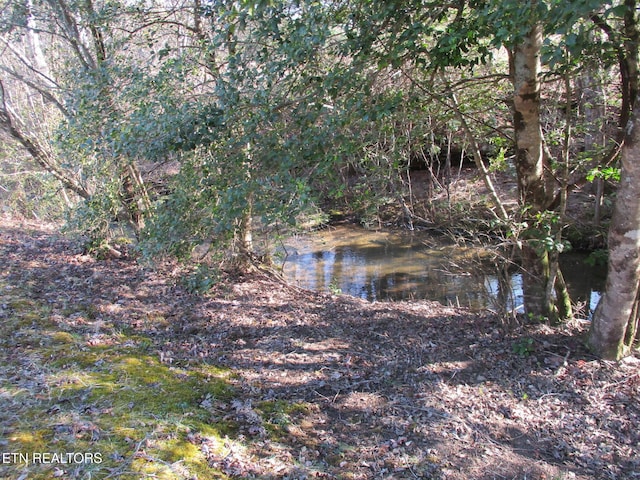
top-left (279, 226), bottom-right (606, 315)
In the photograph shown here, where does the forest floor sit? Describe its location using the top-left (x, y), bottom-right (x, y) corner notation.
top-left (1, 215), bottom-right (639, 480)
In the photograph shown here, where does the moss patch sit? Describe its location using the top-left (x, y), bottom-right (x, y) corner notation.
top-left (256, 399), bottom-right (312, 441)
top-left (0, 280), bottom-right (236, 480)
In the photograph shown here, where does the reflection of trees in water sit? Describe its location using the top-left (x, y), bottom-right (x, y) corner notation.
top-left (482, 260), bottom-right (522, 324)
top-left (305, 247), bottom-right (523, 307)
top-left (371, 272), bottom-right (415, 301)
top-left (284, 236), bottom-right (604, 313)
top-left (480, 254), bottom-right (606, 322)
top-left (559, 254), bottom-right (607, 318)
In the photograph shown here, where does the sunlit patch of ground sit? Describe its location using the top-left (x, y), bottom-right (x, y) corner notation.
top-left (0, 217), bottom-right (638, 479)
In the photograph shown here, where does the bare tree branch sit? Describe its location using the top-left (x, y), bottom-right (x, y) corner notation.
top-left (0, 80), bottom-right (90, 200)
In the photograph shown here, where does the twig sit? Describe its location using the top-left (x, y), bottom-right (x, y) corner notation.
top-left (601, 371), bottom-right (640, 391)
top-left (104, 436), bottom-right (149, 479)
top-left (313, 389), bottom-right (333, 402)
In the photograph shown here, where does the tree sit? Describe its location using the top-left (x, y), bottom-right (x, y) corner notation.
top-left (143, 0), bottom-right (342, 262)
top-left (0, 0), bottom-right (141, 237)
top-left (478, 0), bottom-right (636, 322)
top-left (0, 0), bottom-right (92, 206)
top-left (0, 0), bottom-right (206, 241)
top-left (588, 0), bottom-right (640, 360)
top-left (588, 102), bottom-right (640, 359)
top-left (507, 2), bottom-right (572, 321)
top-left (1, 0), bottom-right (634, 324)
top-left (0, 80), bottom-right (90, 201)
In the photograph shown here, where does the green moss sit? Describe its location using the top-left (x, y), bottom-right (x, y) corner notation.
top-left (8, 298), bottom-right (39, 311)
top-left (158, 437), bottom-right (202, 463)
top-left (5, 298), bottom-right (52, 329)
top-left (49, 331), bottom-right (78, 344)
top-left (257, 400), bottom-right (311, 440)
top-left (6, 429), bottom-right (49, 452)
top-left (258, 399), bottom-right (310, 417)
top-left (124, 334), bottom-right (154, 350)
top-left (3, 352), bottom-right (235, 478)
top-left (0, 282), bottom-right (238, 479)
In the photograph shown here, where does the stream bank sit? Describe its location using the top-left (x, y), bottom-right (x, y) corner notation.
top-left (1, 216), bottom-right (638, 479)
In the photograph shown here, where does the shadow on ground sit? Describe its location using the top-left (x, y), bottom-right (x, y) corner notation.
top-left (1, 220), bottom-right (638, 479)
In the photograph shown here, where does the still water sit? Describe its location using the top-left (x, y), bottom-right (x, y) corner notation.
top-left (279, 226), bottom-right (606, 315)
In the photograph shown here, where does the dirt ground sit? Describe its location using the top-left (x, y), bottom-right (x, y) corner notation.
top-left (1, 216), bottom-right (638, 479)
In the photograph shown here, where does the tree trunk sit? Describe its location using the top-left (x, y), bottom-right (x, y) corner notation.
top-left (589, 100), bottom-right (640, 359)
top-left (239, 200), bottom-right (254, 256)
top-left (512, 23), bottom-right (554, 211)
top-left (236, 144), bottom-right (255, 267)
top-left (511, 21), bottom-right (560, 320)
top-left (120, 164), bottom-right (151, 235)
top-left (621, 0), bottom-right (639, 132)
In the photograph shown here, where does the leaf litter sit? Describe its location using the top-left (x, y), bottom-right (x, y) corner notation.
top-left (0, 217), bottom-right (638, 479)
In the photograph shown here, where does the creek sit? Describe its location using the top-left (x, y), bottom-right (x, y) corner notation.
top-left (278, 225), bottom-right (607, 316)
